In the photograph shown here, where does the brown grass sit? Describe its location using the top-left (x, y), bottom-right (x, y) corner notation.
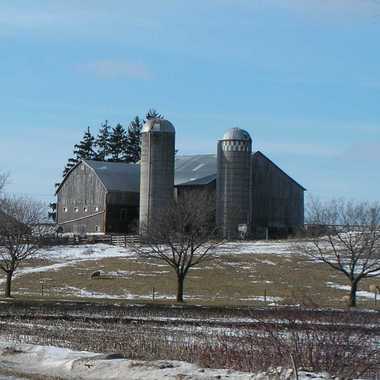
top-left (1, 246), bottom-right (379, 309)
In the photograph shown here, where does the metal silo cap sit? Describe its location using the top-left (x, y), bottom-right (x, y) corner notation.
top-left (142, 118), bottom-right (175, 133)
top-left (222, 127), bottom-right (251, 141)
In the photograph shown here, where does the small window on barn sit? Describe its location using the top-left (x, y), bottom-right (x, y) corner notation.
top-left (96, 225), bottom-right (100, 232)
top-left (63, 207), bottom-right (68, 213)
top-left (74, 207), bottom-right (79, 213)
top-left (83, 207), bottom-right (88, 213)
top-left (95, 207), bottom-right (99, 212)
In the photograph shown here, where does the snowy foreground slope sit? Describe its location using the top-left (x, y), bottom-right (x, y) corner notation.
top-left (0, 341), bottom-right (334, 380)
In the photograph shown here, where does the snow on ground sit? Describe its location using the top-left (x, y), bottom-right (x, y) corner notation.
top-left (39, 244), bottom-right (135, 262)
top-left (216, 241), bottom-right (296, 256)
top-left (0, 241), bottom-right (298, 285)
top-left (0, 244), bottom-right (135, 285)
top-left (0, 341), bottom-right (336, 380)
top-left (326, 282), bottom-right (375, 299)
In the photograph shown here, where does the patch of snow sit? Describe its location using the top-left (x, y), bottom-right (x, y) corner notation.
top-left (216, 241), bottom-right (296, 257)
top-left (0, 341), bottom-right (338, 380)
top-left (326, 282), bottom-right (376, 299)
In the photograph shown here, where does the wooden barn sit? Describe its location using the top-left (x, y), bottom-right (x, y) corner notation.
top-left (56, 160), bottom-right (140, 235)
top-left (56, 152), bottom-right (305, 237)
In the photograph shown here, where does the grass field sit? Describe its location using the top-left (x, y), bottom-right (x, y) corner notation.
top-left (1, 241), bottom-right (379, 309)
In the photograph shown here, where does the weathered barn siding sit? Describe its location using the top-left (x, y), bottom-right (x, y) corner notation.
top-left (56, 162), bottom-right (107, 234)
top-left (251, 152), bottom-right (304, 236)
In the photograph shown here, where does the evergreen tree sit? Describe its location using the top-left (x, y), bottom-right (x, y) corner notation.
top-left (95, 120), bottom-right (111, 161)
top-left (62, 127), bottom-right (96, 177)
top-left (109, 124), bottom-right (128, 161)
top-left (62, 157), bottom-right (78, 177)
top-left (48, 202), bottom-right (57, 222)
top-left (146, 108), bottom-right (163, 120)
top-left (73, 127), bottom-right (96, 160)
top-left (125, 116), bottom-right (142, 163)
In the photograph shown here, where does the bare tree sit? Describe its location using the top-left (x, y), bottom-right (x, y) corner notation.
top-left (0, 196), bottom-right (46, 297)
top-left (298, 198), bottom-right (380, 307)
top-left (136, 190), bottom-right (219, 302)
top-left (0, 171), bottom-right (9, 195)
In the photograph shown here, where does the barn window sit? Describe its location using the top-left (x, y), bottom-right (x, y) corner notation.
top-left (63, 207), bottom-right (67, 213)
top-left (83, 207), bottom-right (88, 212)
top-left (96, 225), bottom-right (100, 232)
top-left (95, 207), bottom-right (99, 212)
top-left (74, 207), bottom-right (79, 213)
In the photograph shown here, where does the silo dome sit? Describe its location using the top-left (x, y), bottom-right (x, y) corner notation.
top-left (142, 118), bottom-right (175, 133)
top-left (222, 127), bottom-right (251, 141)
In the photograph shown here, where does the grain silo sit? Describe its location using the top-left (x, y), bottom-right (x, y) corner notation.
top-left (139, 118), bottom-right (176, 234)
top-left (216, 127), bottom-right (252, 239)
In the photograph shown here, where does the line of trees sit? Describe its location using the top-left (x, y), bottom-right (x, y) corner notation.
top-left (49, 109), bottom-right (163, 221)
top-left (62, 109), bottom-right (163, 177)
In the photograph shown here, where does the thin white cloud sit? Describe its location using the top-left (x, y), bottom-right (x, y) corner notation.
top-left (76, 60), bottom-right (152, 80)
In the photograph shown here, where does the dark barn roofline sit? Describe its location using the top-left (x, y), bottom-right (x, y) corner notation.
top-left (253, 151), bottom-right (306, 191)
top-left (56, 153), bottom-right (305, 194)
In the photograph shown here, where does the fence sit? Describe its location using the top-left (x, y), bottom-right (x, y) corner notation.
top-left (32, 234), bottom-right (140, 247)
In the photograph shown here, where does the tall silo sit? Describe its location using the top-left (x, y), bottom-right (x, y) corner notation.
top-left (216, 127), bottom-right (252, 239)
top-left (139, 118), bottom-right (176, 234)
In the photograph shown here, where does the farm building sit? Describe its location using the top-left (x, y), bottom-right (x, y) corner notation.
top-left (56, 149), bottom-right (305, 238)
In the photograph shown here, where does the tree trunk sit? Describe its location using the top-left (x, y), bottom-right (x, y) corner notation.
top-left (176, 275), bottom-right (184, 302)
top-left (349, 280), bottom-right (358, 307)
top-left (5, 271), bottom-right (13, 298)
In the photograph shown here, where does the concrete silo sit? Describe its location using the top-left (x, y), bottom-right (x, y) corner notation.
top-left (216, 127), bottom-right (252, 239)
top-left (139, 118), bottom-right (176, 234)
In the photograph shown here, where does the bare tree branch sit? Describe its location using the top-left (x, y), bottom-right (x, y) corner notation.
top-left (0, 195), bottom-right (46, 297)
top-left (297, 197), bottom-right (380, 307)
top-left (132, 190), bottom-right (222, 302)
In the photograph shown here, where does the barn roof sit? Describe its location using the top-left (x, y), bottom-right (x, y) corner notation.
top-left (85, 160), bottom-right (140, 192)
top-left (174, 154), bottom-right (216, 186)
top-left (56, 152), bottom-right (305, 194)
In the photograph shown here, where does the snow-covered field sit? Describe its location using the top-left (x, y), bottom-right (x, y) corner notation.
top-left (0, 341), bottom-right (338, 380)
top-left (0, 240), bottom-right (377, 307)
top-left (0, 241), bottom-right (297, 285)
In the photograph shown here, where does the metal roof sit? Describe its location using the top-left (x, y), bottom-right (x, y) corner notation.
top-left (84, 160), bottom-right (140, 193)
top-left (174, 154), bottom-right (217, 186)
top-left (142, 118), bottom-right (175, 133)
top-left (57, 152), bottom-right (305, 194)
top-left (222, 127), bottom-right (251, 141)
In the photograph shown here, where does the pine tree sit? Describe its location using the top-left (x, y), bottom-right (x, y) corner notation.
top-left (109, 124), bottom-right (128, 161)
top-left (73, 127), bottom-right (96, 160)
top-left (62, 157), bottom-right (78, 177)
top-left (95, 120), bottom-right (111, 161)
top-left (125, 116), bottom-right (142, 163)
top-left (48, 202), bottom-right (57, 222)
top-left (62, 127), bottom-right (96, 177)
top-left (146, 108), bottom-right (163, 120)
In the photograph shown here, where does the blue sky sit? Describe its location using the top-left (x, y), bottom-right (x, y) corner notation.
top-left (0, 0), bottom-right (379, 203)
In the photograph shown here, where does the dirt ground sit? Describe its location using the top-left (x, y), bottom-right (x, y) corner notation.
top-left (1, 242), bottom-right (378, 309)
